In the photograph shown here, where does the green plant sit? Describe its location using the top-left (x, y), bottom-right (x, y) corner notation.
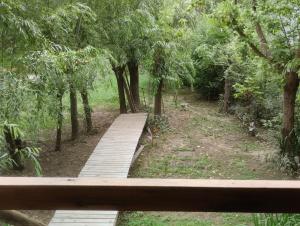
top-left (0, 122), bottom-right (42, 175)
top-left (147, 115), bottom-right (170, 134)
top-left (253, 214), bottom-right (300, 226)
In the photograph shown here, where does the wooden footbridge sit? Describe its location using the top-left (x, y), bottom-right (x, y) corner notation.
top-left (1, 113), bottom-right (300, 226)
top-left (49, 113), bottom-right (148, 226)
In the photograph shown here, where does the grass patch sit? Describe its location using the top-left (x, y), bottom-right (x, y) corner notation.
top-left (222, 213), bottom-right (252, 226)
top-left (119, 212), bottom-right (253, 226)
top-left (189, 115), bottom-right (243, 137)
top-left (173, 146), bottom-right (194, 152)
top-left (119, 212), bottom-right (214, 226)
top-left (236, 141), bottom-right (260, 152)
top-left (219, 156), bottom-right (258, 179)
top-left (136, 153), bottom-right (215, 179)
top-left (253, 214), bottom-right (300, 226)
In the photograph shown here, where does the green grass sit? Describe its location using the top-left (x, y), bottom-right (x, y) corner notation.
top-left (236, 141), bottom-right (260, 152)
top-left (136, 149), bottom-right (258, 179)
top-left (253, 214), bottom-right (300, 226)
top-left (135, 153), bottom-right (215, 179)
top-left (119, 212), bottom-right (214, 226)
top-left (173, 146), bottom-right (194, 152)
top-left (119, 212), bottom-right (253, 226)
top-left (87, 77), bottom-right (119, 109)
top-left (189, 115), bottom-right (243, 138)
top-left (85, 70), bottom-right (151, 110)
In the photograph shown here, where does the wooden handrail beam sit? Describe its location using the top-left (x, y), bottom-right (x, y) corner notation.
top-left (0, 177), bottom-right (299, 213)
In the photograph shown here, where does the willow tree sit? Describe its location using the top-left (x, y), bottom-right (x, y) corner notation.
top-left (124, 0), bottom-right (162, 110)
top-left (0, 0), bottom-right (43, 168)
top-left (0, 0), bottom-right (41, 68)
top-left (42, 2), bottom-right (96, 138)
top-left (216, 0), bottom-right (300, 163)
top-left (149, 0), bottom-right (196, 116)
top-left (85, 0), bottom-right (161, 113)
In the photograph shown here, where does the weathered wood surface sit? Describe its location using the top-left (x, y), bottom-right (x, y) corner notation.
top-left (1, 178), bottom-right (300, 213)
top-left (48, 113), bottom-right (147, 226)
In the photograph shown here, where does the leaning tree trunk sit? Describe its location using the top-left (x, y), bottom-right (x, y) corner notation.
top-left (3, 125), bottom-right (24, 170)
top-left (113, 66), bottom-right (127, 114)
top-left (128, 60), bottom-right (140, 110)
top-left (224, 78), bottom-right (232, 113)
top-left (124, 73), bottom-right (137, 113)
top-left (69, 82), bottom-right (79, 140)
top-left (55, 93), bottom-right (64, 151)
top-left (281, 71), bottom-right (299, 157)
top-left (80, 87), bottom-right (93, 133)
top-left (154, 78), bottom-right (164, 116)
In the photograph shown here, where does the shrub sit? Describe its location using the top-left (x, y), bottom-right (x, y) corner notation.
top-left (253, 214), bottom-right (300, 226)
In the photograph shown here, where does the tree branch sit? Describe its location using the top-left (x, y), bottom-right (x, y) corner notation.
top-left (232, 21), bottom-right (284, 72)
top-left (0, 210), bottom-right (46, 226)
top-left (252, 0), bottom-right (270, 57)
top-left (233, 24), bottom-right (270, 60)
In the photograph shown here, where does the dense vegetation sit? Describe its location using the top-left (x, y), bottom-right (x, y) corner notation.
top-left (1, 0), bottom-right (300, 225)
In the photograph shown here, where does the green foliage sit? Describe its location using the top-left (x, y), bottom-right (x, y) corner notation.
top-left (253, 214), bottom-right (300, 226)
top-left (147, 115), bottom-right (170, 134)
top-left (42, 2), bottom-right (96, 48)
top-left (192, 17), bottom-right (234, 99)
top-left (232, 59), bottom-right (282, 124)
top-left (0, 122), bottom-right (41, 175)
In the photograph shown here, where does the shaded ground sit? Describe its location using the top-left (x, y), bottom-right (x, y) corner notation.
top-left (1, 107), bottom-right (119, 225)
top-left (119, 91), bottom-right (289, 226)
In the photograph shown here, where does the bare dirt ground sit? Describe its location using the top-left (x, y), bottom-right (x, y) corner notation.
top-left (1, 108), bottom-right (119, 225)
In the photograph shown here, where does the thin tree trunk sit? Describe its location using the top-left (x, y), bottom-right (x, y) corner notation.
top-left (255, 23), bottom-right (270, 57)
top-left (224, 78), bottom-right (232, 113)
top-left (282, 71), bottom-right (299, 157)
top-left (128, 60), bottom-right (140, 110)
top-left (113, 66), bottom-right (127, 114)
top-left (69, 82), bottom-right (79, 140)
top-left (80, 87), bottom-right (93, 133)
top-left (252, 0), bottom-right (270, 57)
top-left (0, 210), bottom-right (46, 226)
top-left (3, 125), bottom-right (24, 170)
top-left (154, 78), bottom-right (164, 116)
top-left (124, 72), bottom-right (137, 113)
top-left (55, 93), bottom-right (63, 151)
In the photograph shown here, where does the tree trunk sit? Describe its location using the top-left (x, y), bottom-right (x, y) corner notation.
top-left (69, 82), bottom-right (79, 140)
top-left (154, 78), bottom-right (164, 116)
top-left (252, 0), bottom-right (270, 57)
top-left (3, 125), bottom-right (24, 170)
top-left (124, 73), bottom-right (137, 113)
top-left (224, 78), bottom-right (232, 113)
top-left (128, 60), bottom-right (140, 110)
top-left (281, 71), bottom-right (299, 157)
top-left (113, 66), bottom-right (127, 114)
top-left (80, 87), bottom-right (93, 133)
top-left (0, 210), bottom-right (46, 226)
top-left (55, 93), bottom-right (63, 151)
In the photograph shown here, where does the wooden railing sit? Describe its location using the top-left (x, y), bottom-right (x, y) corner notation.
top-left (0, 177), bottom-right (300, 213)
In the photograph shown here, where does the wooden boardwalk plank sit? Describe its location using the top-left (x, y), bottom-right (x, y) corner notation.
top-left (48, 113), bottom-right (147, 226)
